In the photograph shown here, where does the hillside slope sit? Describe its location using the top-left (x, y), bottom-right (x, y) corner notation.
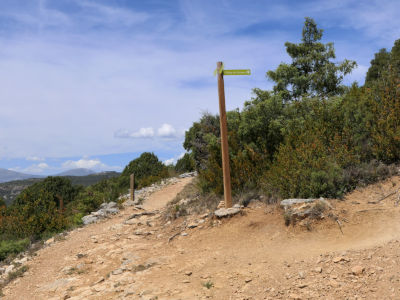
top-left (3, 176), bottom-right (400, 299)
top-left (0, 172), bottom-right (120, 206)
top-left (55, 168), bottom-right (96, 176)
top-left (0, 168), bottom-right (42, 183)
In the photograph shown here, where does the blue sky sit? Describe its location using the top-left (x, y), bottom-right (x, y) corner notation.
top-left (0, 0), bottom-right (399, 175)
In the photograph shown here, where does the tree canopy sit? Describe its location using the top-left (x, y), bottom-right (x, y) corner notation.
top-left (267, 17), bottom-right (356, 102)
top-left (120, 152), bottom-right (168, 188)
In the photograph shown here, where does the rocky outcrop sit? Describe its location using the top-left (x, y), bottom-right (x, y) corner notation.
top-left (82, 202), bottom-right (119, 225)
top-left (280, 198), bottom-right (333, 226)
top-left (178, 171), bottom-right (197, 178)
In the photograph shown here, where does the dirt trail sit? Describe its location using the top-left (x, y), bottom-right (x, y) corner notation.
top-left (3, 176), bottom-right (400, 299)
top-left (142, 177), bottom-right (192, 211)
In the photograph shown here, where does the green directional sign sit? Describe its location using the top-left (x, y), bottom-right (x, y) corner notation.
top-left (223, 69), bottom-right (251, 75)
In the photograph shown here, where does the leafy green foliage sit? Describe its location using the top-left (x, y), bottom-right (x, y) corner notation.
top-left (183, 113), bottom-right (220, 170)
top-left (0, 239), bottom-right (30, 261)
top-left (175, 153), bottom-right (195, 173)
top-left (239, 89), bottom-right (284, 159)
top-left (369, 40), bottom-right (400, 163)
top-left (264, 132), bottom-right (345, 198)
top-left (120, 152), bottom-right (169, 190)
top-left (5, 189), bottom-right (69, 238)
top-left (365, 48), bottom-right (391, 85)
top-left (12, 177), bottom-right (81, 210)
top-left (267, 17), bottom-right (356, 102)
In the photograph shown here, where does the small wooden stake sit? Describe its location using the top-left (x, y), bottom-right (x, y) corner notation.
top-left (56, 194), bottom-right (64, 213)
top-left (217, 61), bottom-right (232, 208)
top-left (130, 173), bottom-right (135, 202)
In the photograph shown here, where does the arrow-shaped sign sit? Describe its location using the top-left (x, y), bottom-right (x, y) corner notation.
top-left (214, 64), bottom-right (251, 76)
top-left (223, 69), bottom-right (251, 75)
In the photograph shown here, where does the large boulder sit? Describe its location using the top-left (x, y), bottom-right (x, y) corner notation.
top-left (280, 198), bottom-right (332, 226)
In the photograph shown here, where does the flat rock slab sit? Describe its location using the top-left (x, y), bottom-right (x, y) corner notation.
top-left (280, 199), bottom-right (317, 207)
top-left (82, 215), bottom-right (98, 225)
top-left (40, 278), bottom-right (76, 292)
top-left (214, 207), bottom-right (241, 218)
top-left (178, 171), bottom-right (197, 178)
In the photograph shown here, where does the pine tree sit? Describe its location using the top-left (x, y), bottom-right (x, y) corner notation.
top-left (267, 17), bottom-right (356, 102)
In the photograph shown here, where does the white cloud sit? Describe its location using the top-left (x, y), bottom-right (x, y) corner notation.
top-left (163, 152), bottom-right (186, 166)
top-left (114, 127), bottom-right (155, 139)
top-left (115, 124), bottom-right (182, 140)
top-left (62, 158), bottom-right (106, 170)
top-left (163, 158), bottom-right (175, 166)
top-left (37, 162), bottom-right (49, 169)
top-left (157, 123), bottom-right (177, 138)
top-left (9, 162), bottom-right (50, 174)
top-left (61, 157), bottom-right (121, 172)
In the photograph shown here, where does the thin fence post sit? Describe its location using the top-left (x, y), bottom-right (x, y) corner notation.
top-left (130, 173), bottom-right (135, 202)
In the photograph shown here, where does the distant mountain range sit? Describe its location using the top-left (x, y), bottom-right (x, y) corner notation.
top-left (0, 168), bottom-right (43, 183)
top-left (55, 168), bottom-right (96, 176)
top-left (0, 168), bottom-right (100, 184)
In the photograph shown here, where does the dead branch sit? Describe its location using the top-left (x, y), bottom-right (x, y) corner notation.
top-left (356, 208), bottom-right (387, 213)
top-left (126, 211), bottom-right (157, 220)
top-left (395, 194), bottom-right (400, 207)
top-left (368, 189), bottom-right (399, 204)
top-left (336, 219), bottom-right (344, 235)
top-left (168, 232), bottom-right (181, 243)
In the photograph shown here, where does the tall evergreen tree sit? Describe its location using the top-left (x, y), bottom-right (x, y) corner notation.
top-left (365, 48), bottom-right (391, 85)
top-left (267, 17), bottom-right (356, 102)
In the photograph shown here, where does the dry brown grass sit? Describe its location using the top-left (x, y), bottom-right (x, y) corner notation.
top-left (163, 179), bottom-right (222, 220)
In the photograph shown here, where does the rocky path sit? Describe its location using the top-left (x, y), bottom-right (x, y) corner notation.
top-left (3, 175), bottom-right (400, 299)
top-left (2, 177), bottom-right (193, 300)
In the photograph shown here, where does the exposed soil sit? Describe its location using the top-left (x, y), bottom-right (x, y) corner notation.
top-left (3, 176), bottom-right (400, 299)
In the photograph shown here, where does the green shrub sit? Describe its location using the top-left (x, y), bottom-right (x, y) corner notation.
top-left (120, 152), bottom-right (169, 190)
top-left (175, 153), bottom-right (195, 173)
top-left (0, 239), bottom-right (30, 261)
top-left (7, 265), bottom-right (29, 280)
top-left (12, 177), bottom-right (81, 210)
top-left (69, 212), bottom-right (84, 226)
top-left (264, 133), bottom-right (345, 199)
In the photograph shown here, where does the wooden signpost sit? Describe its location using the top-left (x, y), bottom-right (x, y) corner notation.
top-left (215, 61), bottom-right (251, 208)
top-left (130, 173), bottom-right (135, 202)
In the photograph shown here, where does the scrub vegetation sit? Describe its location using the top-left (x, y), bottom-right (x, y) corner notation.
top-left (184, 18), bottom-right (400, 200)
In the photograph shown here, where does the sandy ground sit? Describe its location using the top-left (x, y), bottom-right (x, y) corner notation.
top-left (3, 175), bottom-right (400, 299)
